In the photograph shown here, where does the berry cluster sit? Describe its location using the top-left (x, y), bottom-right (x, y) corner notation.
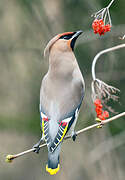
top-left (94, 99), bottom-right (109, 120)
top-left (92, 19), bottom-right (111, 36)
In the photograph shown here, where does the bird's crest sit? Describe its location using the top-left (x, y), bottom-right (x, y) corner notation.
top-left (44, 32), bottom-right (73, 57)
top-left (44, 35), bottom-right (59, 57)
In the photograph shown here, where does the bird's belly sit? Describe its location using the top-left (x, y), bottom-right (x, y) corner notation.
top-left (41, 84), bottom-right (83, 118)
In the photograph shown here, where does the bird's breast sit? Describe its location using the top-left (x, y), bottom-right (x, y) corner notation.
top-left (41, 76), bottom-right (84, 120)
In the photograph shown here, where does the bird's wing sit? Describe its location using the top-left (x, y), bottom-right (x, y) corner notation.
top-left (49, 107), bottom-right (80, 153)
top-left (40, 101), bottom-right (82, 152)
top-left (40, 111), bottom-right (51, 147)
top-left (50, 90), bottom-right (84, 152)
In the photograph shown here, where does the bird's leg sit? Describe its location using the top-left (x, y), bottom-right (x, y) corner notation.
top-left (71, 131), bottom-right (77, 141)
top-left (32, 137), bottom-right (44, 154)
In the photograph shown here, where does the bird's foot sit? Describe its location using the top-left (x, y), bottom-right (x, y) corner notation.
top-left (32, 143), bottom-right (40, 154)
top-left (32, 137), bottom-right (44, 153)
top-left (71, 131), bottom-right (77, 141)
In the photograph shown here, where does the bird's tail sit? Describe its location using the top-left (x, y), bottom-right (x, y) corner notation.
top-left (46, 146), bottom-right (60, 175)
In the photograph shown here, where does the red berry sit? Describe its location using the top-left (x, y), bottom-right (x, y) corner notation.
top-left (99, 19), bottom-right (104, 25)
top-left (98, 114), bottom-right (105, 120)
top-left (98, 28), bottom-right (105, 35)
top-left (95, 107), bottom-right (102, 115)
top-left (102, 111), bottom-right (109, 118)
top-left (94, 99), bottom-right (101, 106)
top-left (92, 19), bottom-right (111, 36)
top-left (98, 104), bottom-right (103, 108)
top-left (92, 19), bottom-right (100, 32)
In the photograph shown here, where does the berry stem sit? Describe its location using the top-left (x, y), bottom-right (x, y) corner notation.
top-left (107, 8), bottom-right (112, 26)
top-left (93, 8), bottom-right (104, 18)
top-left (103, 9), bottom-right (108, 24)
top-left (107, 0), bottom-right (115, 9)
top-left (101, 8), bottom-right (106, 20)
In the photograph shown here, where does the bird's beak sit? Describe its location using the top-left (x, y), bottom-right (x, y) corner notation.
top-left (71, 30), bottom-right (83, 40)
top-left (70, 30), bottom-right (83, 50)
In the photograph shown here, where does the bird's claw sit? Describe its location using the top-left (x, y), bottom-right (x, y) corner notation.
top-left (72, 132), bottom-right (77, 141)
top-left (32, 137), bottom-right (43, 153)
top-left (33, 144), bottom-right (40, 154)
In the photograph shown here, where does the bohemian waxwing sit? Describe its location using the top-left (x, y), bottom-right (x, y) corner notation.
top-left (33, 30), bottom-right (85, 175)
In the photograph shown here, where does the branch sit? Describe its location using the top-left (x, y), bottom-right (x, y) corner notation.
top-left (6, 112), bottom-right (125, 163)
top-left (92, 43), bottom-right (125, 81)
top-left (91, 44), bottom-right (125, 109)
top-left (107, 0), bottom-right (115, 9)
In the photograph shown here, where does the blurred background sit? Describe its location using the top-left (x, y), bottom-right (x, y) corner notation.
top-left (0, 0), bottom-right (125, 179)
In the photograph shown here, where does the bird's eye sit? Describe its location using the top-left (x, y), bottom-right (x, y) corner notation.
top-left (60, 34), bottom-right (74, 40)
top-left (63, 36), bottom-right (71, 40)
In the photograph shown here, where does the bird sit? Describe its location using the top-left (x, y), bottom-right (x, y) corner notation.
top-left (33, 30), bottom-right (85, 175)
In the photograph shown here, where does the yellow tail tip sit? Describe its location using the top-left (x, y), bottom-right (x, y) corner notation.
top-left (5, 155), bottom-right (14, 163)
top-left (46, 164), bottom-right (60, 175)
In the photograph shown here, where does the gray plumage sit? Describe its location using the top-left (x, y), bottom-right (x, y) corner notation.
top-left (40, 31), bottom-right (85, 174)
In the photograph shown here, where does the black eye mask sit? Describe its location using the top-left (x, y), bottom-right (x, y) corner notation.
top-left (59, 32), bottom-right (76, 40)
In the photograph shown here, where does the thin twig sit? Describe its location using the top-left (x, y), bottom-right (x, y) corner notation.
top-left (6, 112), bottom-right (125, 163)
top-left (107, 0), bottom-right (115, 9)
top-left (92, 44), bottom-right (125, 81)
